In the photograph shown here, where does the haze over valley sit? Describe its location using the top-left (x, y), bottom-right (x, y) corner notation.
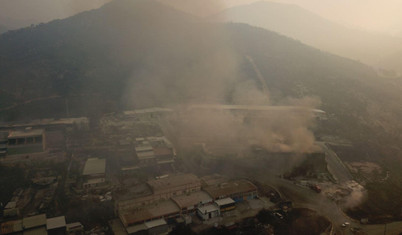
top-left (0, 1), bottom-right (402, 234)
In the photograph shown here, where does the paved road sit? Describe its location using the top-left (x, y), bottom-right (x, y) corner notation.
top-left (249, 172), bottom-right (355, 233)
top-left (247, 170), bottom-right (402, 235)
top-left (317, 141), bottom-right (353, 183)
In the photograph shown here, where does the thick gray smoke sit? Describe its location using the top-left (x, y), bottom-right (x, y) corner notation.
top-left (341, 181), bottom-right (367, 209)
top-left (165, 101), bottom-right (320, 154)
top-left (120, 0), bottom-right (321, 154)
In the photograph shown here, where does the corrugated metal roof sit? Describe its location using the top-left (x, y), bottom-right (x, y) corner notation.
top-left (46, 216), bottom-right (66, 230)
top-left (83, 158), bottom-right (106, 176)
top-left (22, 214), bottom-right (46, 229)
top-left (8, 129), bottom-right (44, 138)
top-left (122, 200), bottom-right (180, 225)
top-left (215, 198), bottom-right (235, 206)
top-left (135, 145), bottom-right (153, 153)
top-left (172, 191), bottom-right (212, 209)
top-left (203, 180), bottom-right (257, 199)
top-left (147, 174), bottom-right (200, 194)
top-left (136, 151), bottom-right (155, 160)
top-left (5, 201), bottom-right (16, 209)
top-left (144, 218), bottom-right (167, 229)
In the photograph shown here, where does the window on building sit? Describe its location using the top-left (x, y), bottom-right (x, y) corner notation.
top-left (35, 136), bottom-right (43, 143)
top-left (17, 138), bottom-right (25, 144)
top-left (26, 137), bottom-right (34, 144)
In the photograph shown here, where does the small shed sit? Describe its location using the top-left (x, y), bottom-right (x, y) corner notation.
top-left (197, 204), bottom-right (220, 221)
top-left (215, 198), bottom-right (235, 212)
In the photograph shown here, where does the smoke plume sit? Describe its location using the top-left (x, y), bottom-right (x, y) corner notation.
top-left (119, 0), bottom-right (321, 154)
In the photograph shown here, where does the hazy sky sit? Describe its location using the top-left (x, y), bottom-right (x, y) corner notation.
top-left (0, 0), bottom-right (401, 35)
top-left (0, 0), bottom-right (110, 24)
top-left (224, 0), bottom-right (402, 35)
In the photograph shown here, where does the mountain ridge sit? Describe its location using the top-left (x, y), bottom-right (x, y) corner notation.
top-left (214, 1), bottom-right (402, 72)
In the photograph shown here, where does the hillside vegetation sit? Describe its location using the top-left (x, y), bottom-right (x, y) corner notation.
top-left (1, 0), bottom-right (402, 218)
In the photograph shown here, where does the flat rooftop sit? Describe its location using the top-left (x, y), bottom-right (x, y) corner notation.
top-left (172, 191), bottom-right (212, 209)
top-left (0, 117), bottom-right (88, 129)
top-left (198, 204), bottom-right (219, 214)
top-left (8, 129), bottom-right (44, 138)
top-left (154, 147), bottom-right (173, 156)
top-left (46, 216), bottom-right (66, 230)
top-left (147, 174), bottom-right (201, 194)
top-left (136, 151), bottom-right (155, 160)
top-left (22, 214), bottom-right (46, 229)
top-left (122, 200), bottom-right (180, 225)
top-left (83, 158), bottom-right (106, 176)
top-left (201, 174), bottom-right (228, 187)
top-left (135, 145), bottom-right (153, 153)
top-left (215, 197), bottom-right (235, 206)
top-left (203, 180), bottom-right (257, 199)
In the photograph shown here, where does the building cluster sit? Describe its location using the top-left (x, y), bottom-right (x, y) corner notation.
top-left (120, 136), bottom-right (175, 175)
top-left (113, 174), bottom-right (258, 234)
top-left (0, 214), bottom-right (83, 235)
top-left (0, 117), bottom-right (89, 157)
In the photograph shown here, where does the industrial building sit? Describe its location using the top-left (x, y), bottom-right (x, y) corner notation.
top-left (82, 158), bottom-right (106, 189)
top-left (0, 117), bottom-right (89, 131)
top-left (172, 190), bottom-right (213, 214)
top-left (147, 174), bottom-right (201, 199)
top-left (203, 179), bottom-right (258, 202)
top-left (120, 200), bottom-right (180, 227)
top-left (46, 216), bottom-right (66, 235)
top-left (114, 174), bottom-right (260, 234)
top-left (116, 174), bottom-right (202, 214)
top-left (7, 128), bottom-right (46, 155)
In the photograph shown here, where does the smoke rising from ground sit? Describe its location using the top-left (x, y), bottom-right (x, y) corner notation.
top-left (118, 0), bottom-right (321, 154)
top-left (342, 181), bottom-right (367, 209)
